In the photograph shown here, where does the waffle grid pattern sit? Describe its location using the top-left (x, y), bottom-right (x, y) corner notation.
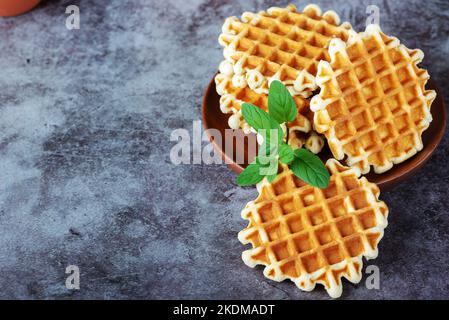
top-left (238, 159), bottom-right (388, 298)
top-left (311, 24), bottom-right (436, 173)
top-left (219, 4), bottom-right (352, 97)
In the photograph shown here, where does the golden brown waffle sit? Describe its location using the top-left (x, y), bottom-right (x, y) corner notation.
top-left (238, 159), bottom-right (388, 298)
top-left (215, 60), bottom-right (311, 134)
top-left (311, 24), bottom-right (436, 174)
top-left (288, 130), bottom-right (325, 154)
top-left (219, 4), bottom-right (352, 98)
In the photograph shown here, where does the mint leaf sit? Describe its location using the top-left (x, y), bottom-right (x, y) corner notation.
top-left (236, 161), bottom-right (265, 186)
top-left (258, 134), bottom-right (280, 157)
top-left (241, 103), bottom-right (284, 147)
top-left (267, 173), bottom-right (278, 183)
top-left (257, 154), bottom-right (278, 177)
top-left (279, 143), bottom-right (294, 164)
top-left (290, 148), bottom-right (330, 188)
top-left (258, 141), bottom-right (275, 157)
top-left (241, 103), bottom-right (276, 131)
top-left (258, 128), bottom-right (283, 151)
top-left (268, 80), bottom-right (297, 124)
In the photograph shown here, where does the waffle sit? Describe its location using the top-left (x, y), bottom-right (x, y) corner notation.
top-left (215, 60), bottom-right (312, 134)
top-left (238, 159), bottom-right (388, 298)
top-left (218, 4), bottom-right (352, 98)
top-left (311, 24), bottom-right (436, 174)
top-left (288, 130), bottom-right (325, 154)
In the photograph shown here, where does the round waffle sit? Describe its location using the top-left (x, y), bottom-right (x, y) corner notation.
top-left (311, 24), bottom-right (436, 174)
top-left (218, 4), bottom-right (352, 98)
top-left (238, 159), bottom-right (388, 298)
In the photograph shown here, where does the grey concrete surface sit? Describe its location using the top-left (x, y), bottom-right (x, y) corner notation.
top-left (0, 0), bottom-right (448, 299)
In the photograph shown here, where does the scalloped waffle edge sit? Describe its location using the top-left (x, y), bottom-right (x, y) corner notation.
top-left (310, 24), bottom-right (436, 174)
top-left (238, 159), bottom-right (389, 298)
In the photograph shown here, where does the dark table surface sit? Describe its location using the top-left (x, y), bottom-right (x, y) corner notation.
top-left (0, 0), bottom-right (448, 299)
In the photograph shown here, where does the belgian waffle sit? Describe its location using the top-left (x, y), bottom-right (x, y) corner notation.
top-left (238, 159), bottom-right (388, 298)
top-left (219, 4), bottom-right (352, 97)
top-left (311, 24), bottom-right (436, 174)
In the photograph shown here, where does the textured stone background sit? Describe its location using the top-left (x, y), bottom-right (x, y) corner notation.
top-left (0, 0), bottom-right (447, 299)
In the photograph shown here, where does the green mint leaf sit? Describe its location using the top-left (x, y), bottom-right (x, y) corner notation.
top-left (267, 173), bottom-right (278, 183)
top-left (279, 143), bottom-right (294, 164)
top-left (268, 80), bottom-right (298, 124)
top-left (236, 161), bottom-right (265, 186)
top-left (241, 103), bottom-right (284, 148)
top-left (256, 154), bottom-right (278, 177)
top-left (290, 148), bottom-right (330, 188)
top-left (258, 127), bottom-right (283, 151)
top-left (256, 154), bottom-right (271, 166)
top-left (241, 103), bottom-right (275, 131)
top-left (258, 138), bottom-right (279, 157)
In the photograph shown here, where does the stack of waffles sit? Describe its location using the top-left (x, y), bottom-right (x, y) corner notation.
top-left (215, 4), bottom-right (354, 154)
top-left (214, 3), bottom-right (436, 298)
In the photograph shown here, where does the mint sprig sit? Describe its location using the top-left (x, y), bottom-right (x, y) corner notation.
top-left (268, 80), bottom-right (297, 124)
top-left (236, 80), bottom-right (330, 189)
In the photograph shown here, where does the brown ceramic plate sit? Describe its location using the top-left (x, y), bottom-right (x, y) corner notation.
top-left (202, 74), bottom-right (446, 190)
